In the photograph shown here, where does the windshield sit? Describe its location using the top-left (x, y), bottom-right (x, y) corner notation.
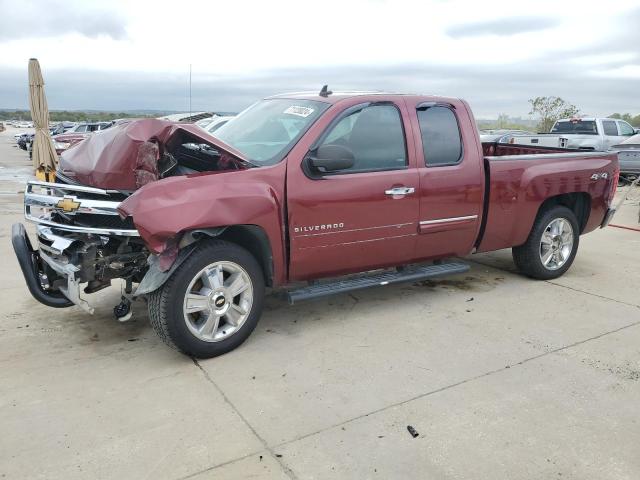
top-left (551, 120), bottom-right (598, 135)
top-left (214, 99), bottom-right (329, 165)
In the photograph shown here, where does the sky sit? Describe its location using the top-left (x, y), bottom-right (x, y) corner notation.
top-left (0, 0), bottom-right (639, 118)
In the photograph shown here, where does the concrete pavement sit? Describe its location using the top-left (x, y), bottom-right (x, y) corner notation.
top-left (0, 128), bottom-right (638, 479)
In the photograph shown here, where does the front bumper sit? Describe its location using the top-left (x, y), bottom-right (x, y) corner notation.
top-left (11, 223), bottom-right (74, 309)
top-left (601, 208), bottom-right (616, 228)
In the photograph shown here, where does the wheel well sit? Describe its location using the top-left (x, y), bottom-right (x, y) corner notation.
top-left (178, 225), bottom-right (274, 286)
top-left (537, 193), bottom-right (591, 233)
top-left (214, 225), bottom-right (274, 286)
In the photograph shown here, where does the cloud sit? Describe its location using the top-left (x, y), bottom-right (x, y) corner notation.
top-left (447, 17), bottom-right (560, 38)
top-left (1, 54), bottom-right (639, 118)
top-left (0, 0), bottom-right (127, 41)
top-left (0, 2), bottom-right (638, 118)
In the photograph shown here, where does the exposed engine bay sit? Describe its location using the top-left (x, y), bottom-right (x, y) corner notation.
top-left (134, 129), bottom-right (247, 188)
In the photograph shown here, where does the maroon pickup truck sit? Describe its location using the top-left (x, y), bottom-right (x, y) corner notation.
top-left (13, 90), bottom-right (619, 358)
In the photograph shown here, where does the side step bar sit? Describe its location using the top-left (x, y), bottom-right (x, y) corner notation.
top-left (286, 262), bottom-right (470, 304)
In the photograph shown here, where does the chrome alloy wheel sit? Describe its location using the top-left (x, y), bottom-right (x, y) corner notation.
top-left (539, 218), bottom-right (574, 271)
top-left (182, 261), bottom-right (253, 342)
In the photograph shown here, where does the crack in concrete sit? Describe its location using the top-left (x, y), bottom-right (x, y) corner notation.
top-left (177, 449), bottom-right (263, 480)
top-left (544, 280), bottom-right (640, 309)
top-left (188, 359), bottom-right (299, 480)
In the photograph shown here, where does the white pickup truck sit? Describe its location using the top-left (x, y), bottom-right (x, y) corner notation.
top-left (506, 117), bottom-right (637, 151)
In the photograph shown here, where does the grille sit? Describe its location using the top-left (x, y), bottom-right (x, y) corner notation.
top-left (24, 180), bottom-right (139, 237)
top-left (72, 213), bottom-right (135, 230)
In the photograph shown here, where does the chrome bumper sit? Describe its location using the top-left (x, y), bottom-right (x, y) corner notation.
top-left (11, 223), bottom-right (74, 309)
top-left (37, 225), bottom-right (97, 313)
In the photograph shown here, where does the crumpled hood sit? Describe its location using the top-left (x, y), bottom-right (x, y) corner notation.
top-left (58, 118), bottom-right (247, 190)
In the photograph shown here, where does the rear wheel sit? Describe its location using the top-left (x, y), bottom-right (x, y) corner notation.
top-left (512, 205), bottom-right (580, 280)
top-left (148, 240), bottom-right (265, 358)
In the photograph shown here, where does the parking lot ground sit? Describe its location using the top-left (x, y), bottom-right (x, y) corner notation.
top-left (1, 129), bottom-right (639, 479)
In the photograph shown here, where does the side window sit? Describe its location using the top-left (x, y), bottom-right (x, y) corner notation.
top-left (417, 106), bottom-right (463, 166)
top-left (618, 121), bottom-right (635, 136)
top-left (76, 125), bottom-right (87, 133)
top-left (318, 104), bottom-right (407, 173)
top-left (602, 120), bottom-right (618, 136)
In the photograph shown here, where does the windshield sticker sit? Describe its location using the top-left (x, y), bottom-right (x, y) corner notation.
top-left (283, 106), bottom-right (314, 118)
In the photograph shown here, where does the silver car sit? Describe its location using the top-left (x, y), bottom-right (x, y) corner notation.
top-left (613, 133), bottom-right (640, 183)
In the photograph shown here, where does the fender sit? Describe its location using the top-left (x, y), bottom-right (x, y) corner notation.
top-left (118, 163), bottom-right (288, 285)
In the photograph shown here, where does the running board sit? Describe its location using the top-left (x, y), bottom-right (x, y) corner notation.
top-left (286, 262), bottom-right (470, 304)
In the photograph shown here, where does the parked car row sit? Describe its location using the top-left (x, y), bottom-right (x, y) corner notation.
top-left (52, 121), bottom-right (114, 154)
top-left (8, 114), bottom-right (239, 159)
top-left (6, 121), bottom-right (34, 128)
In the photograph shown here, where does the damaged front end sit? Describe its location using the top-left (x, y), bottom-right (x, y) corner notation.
top-left (12, 119), bottom-right (249, 316)
top-left (13, 181), bottom-right (147, 314)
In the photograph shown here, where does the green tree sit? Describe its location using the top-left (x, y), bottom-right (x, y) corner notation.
top-left (528, 96), bottom-right (580, 133)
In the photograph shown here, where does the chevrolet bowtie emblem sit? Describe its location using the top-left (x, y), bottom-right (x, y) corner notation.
top-left (55, 196), bottom-right (81, 213)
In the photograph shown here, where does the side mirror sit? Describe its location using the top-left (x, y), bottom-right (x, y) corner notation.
top-left (307, 144), bottom-right (355, 173)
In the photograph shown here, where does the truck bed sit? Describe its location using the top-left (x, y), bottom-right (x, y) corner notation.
top-left (477, 148), bottom-right (618, 253)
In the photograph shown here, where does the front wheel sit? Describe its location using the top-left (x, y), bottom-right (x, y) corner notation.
top-left (512, 205), bottom-right (580, 280)
top-left (148, 240), bottom-right (265, 358)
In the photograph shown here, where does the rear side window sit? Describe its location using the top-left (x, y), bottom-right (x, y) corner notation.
top-left (618, 121), bottom-right (635, 136)
top-left (602, 120), bottom-right (618, 136)
top-left (318, 104), bottom-right (407, 173)
top-left (417, 106), bottom-right (463, 166)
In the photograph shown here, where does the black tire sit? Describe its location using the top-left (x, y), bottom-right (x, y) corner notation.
top-left (148, 240), bottom-right (265, 358)
top-left (512, 205), bottom-right (580, 280)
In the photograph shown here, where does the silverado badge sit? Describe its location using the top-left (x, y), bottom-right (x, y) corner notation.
top-left (55, 196), bottom-right (81, 213)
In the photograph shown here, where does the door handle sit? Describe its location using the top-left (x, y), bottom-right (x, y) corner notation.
top-left (385, 187), bottom-right (415, 196)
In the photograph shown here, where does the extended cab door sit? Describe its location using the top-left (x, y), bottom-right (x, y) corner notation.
top-left (286, 98), bottom-right (420, 280)
top-left (405, 99), bottom-right (484, 260)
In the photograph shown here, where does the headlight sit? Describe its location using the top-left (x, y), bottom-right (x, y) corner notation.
top-left (54, 141), bottom-right (71, 150)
